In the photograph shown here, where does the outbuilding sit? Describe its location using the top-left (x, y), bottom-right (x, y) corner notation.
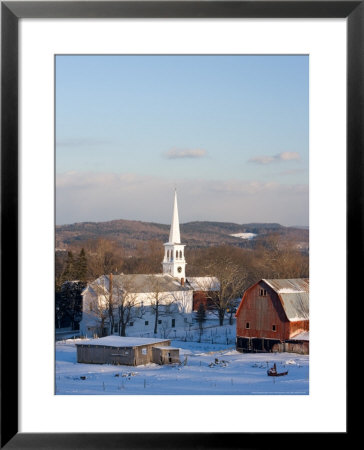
top-left (235, 278), bottom-right (309, 354)
top-left (76, 336), bottom-right (180, 366)
top-left (152, 346), bottom-right (180, 365)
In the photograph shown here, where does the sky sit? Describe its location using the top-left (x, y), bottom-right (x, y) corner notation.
top-left (56, 55), bottom-right (309, 226)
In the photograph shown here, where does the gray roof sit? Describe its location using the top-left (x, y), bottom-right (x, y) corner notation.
top-left (186, 276), bottom-right (220, 291)
top-left (263, 278), bottom-right (309, 321)
top-left (85, 273), bottom-right (192, 295)
top-left (76, 336), bottom-right (170, 348)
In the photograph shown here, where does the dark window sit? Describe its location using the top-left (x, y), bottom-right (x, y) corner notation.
top-left (259, 289), bottom-right (267, 296)
top-left (246, 322), bottom-right (250, 329)
top-left (172, 319), bottom-right (175, 327)
top-left (272, 324), bottom-right (277, 332)
top-left (129, 322), bottom-right (134, 326)
top-left (145, 321), bottom-right (149, 326)
top-left (158, 320), bottom-right (162, 324)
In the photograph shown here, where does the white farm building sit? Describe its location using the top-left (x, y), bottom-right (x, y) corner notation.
top-left (79, 191), bottom-right (219, 338)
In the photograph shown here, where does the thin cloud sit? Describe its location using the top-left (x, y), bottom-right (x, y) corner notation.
top-left (163, 148), bottom-right (208, 159)
top-left (56, 171), bottom-right (308, 227)
top-left (249, 152), bottom-right (300, 165)
top-left (56, 138), bottom-right (114, 147)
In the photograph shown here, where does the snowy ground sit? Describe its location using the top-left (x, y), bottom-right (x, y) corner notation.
top-left (55, 336), bottom-right (309, 395)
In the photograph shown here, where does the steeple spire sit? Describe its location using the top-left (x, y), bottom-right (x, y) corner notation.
top-left (162, 190), bottom-right (186, 279)
top-left (169, 189), bottom-right (181, 244)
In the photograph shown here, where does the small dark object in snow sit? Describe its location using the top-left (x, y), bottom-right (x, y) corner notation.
top-left (267, 363), bottom-right (288, 377)
top-left (114, 373), bottom-right (120, 377)
top-left (80, 376), bottom-right (86, 380)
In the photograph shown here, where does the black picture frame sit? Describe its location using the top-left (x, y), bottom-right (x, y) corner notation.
top-left (1, 1), bottom-right (356, 448)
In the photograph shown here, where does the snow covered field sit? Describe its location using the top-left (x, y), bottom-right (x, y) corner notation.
top-left (55, 338), bottom-right (309, 395)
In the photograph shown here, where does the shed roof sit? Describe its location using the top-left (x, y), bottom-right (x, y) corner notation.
top-left (76, 336), bottom-right (170, 348)
top-left (288, 331), bottom-right (309, 341)
top-left (186, 276), bottom-right (220, 291)
top-left (263, 278), bottom-right (309, 321)
top-left (153, 346), bottom-right (179, 350)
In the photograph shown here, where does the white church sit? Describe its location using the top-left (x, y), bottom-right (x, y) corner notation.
top-left (79, 191), bottom-right (219, 338)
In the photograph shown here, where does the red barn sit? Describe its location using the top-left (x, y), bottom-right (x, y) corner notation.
top-left (186, 277), bottom-right (220, 311)
top-left (235, 278), bottom-right (309, 354)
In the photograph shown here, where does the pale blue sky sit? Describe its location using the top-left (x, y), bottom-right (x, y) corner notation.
top-left (56, 55), bottom-right (309, 226)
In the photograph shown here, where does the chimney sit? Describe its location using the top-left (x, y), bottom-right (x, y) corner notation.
top-left (181, 278), bottom-right (185, 286)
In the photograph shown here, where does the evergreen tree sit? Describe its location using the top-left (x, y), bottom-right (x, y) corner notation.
top-left (75, 248), bottom-right (88, 282)
top-left (62, 251), bottom-right (75, 282)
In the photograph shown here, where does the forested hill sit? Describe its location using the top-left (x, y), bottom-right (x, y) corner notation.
top-left (56, 218), bottom-right (308, 250)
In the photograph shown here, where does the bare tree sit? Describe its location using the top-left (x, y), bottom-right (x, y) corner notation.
top-left (88, 275), bottom-right (115, 336)
top-left (160, 320), bottom-right (172, 339)
top-left (85, 239), bottom-right (124, 279)
top-left (113, 276), bottom-right (143, 336)
top-left (146, 276), bottom-right (175, 335)
top-left (201, 258), bottom-right (247, 326)
top-left (253, 234), bottom-right (309, 280)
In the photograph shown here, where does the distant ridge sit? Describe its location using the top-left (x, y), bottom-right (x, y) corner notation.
top-left (56, 218), bottom-right (309, 250)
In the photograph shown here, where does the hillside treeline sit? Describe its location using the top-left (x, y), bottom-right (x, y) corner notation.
top-left (56, 233), bottom-right (309, 295)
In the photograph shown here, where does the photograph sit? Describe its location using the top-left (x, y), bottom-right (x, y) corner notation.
top-left (55, 54), bottom-right (310, 395)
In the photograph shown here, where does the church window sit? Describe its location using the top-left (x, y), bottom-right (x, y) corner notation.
top-left (167, 250), bottom-right (169, 258)
top-left (176, 250), bottom-right (178, 259)
top-left (179, 250), bottom-right (182, 258)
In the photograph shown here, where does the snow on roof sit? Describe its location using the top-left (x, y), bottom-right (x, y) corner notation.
top-left (86, 273), bottom-right (192, 295)
top-left (262, 278), bottom-right (309, 321)
top-left (289, 331), bottom-right (309, 341)
top-left (152, 346), bottom-right (179, 350)
top-left (263, 278), bottom-right (309, 293)
top-left (186, 277), bottom-right (220, 291)
top-left (76, 336), bottom-right (170, 348)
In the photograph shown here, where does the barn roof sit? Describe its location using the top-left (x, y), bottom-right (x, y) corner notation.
top-left (262, 278), bottom-right (309, 321)
top-left (235, 278), bottom-right (309, 321)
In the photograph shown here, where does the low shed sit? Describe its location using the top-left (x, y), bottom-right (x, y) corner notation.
top-left (152, 346), bottom-right (180, 365)
top-left (76, 336), bottom-right (173, 366)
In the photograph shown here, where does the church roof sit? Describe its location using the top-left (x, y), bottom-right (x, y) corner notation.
top-left (85, 273), bottom-right (192, 295)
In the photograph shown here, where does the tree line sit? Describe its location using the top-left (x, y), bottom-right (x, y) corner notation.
top-left (55, 234), bottom-right (308, 330)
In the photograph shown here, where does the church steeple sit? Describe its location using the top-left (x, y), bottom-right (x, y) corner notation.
top-left (169, 189), bottom-right (181, 244)
top-left (162, 190), bottom-right (186, 280)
